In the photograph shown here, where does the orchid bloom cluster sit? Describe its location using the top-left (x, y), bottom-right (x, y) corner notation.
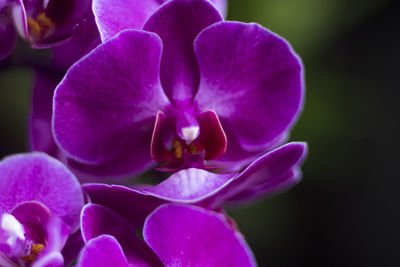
top-left (1, 0), bottom-right (308, 266)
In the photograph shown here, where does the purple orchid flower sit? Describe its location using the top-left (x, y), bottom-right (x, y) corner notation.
top-left (53, 0), bottom-right (304, 178)
top-left (77, 203), bottom-right (256, 267)
top-left (0, 0), bottom-right (92, 60)
top-left (83, 142), bottom-right (307, 229)
top-left (0, 153), bottom-right (84, 266)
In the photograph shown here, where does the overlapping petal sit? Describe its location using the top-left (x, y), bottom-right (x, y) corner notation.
top-left (77, 235), bottom-right (130, 267)
top-left (144, 0), bottom-right (223, 104)
top-left (12, 202), bottom-right (69, 267)
top-left (93, 0), bottom-right (162, 41)
top-left (144, 204), bottom-right (256, 267)
top-left (53, 30), bottom-right (169, 169)
top-left (81, 204), bottom-right (162, 266)
top-left (93, 0), bottom-right (227, 42)
top-left (84, 142), bottom-right (307, 226)
top-left (0, 153), bottom-right (83, 231)
top-left (194, 21), bottom-right (304, 150)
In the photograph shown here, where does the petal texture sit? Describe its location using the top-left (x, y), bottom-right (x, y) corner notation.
top-left (77, 235), bottom-right (130, 267)
top-left (0, 153), bottom-right (83, 231)
top-left (53, 30), bottom-right (169, 168)
top-left (195, 22), bottom-right (304, 150)
top-left (144, 168), bottom-right (233, 201)
top-left (93, 0), bottom-right (162, 41)
top-left (144, 204), bottom-right (257, 267)
top-left (144, 0), bottom-right (222, 105)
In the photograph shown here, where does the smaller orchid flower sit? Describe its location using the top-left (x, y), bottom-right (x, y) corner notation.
top-left (53, 0), bottom-right (304, 177)
top-left (0, 153), bottom-right (84, 266)
top-left (83, 142), bottom-right (307, 228)
top-left (78, 203), bottom-right (256, 267)
top-left (0, 0), bottom-right (92, 60)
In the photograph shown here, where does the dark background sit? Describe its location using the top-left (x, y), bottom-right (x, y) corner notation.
top-left (1, 0), bottom-right (399, 266)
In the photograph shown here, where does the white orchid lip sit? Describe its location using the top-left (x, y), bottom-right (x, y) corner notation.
top-left (1, 213), bottom-right (25, 245)
top-left (181, 126), bottom-right (200, 144)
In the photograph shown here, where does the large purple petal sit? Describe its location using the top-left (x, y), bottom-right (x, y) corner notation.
top-left (0, 5), bottom-right (16, 61)
top-left (53, 30), bottom-right (169, 169)
top-left (30, 71), bottom-right (151, 180)
top-left (81, 204), bottom-right (162, 267)
top-left (195, 22), bottom-right (304, 151)
top-left (77, 235), bottom-right (130, 267)
top-left (144, 204), bottom-right (257, 267)
top-left (93, 0), bottom-right (162, 41)
top-left (0, 153), bottom-right (84, 231)
top-left (144, 0), bottom-right (222, 105)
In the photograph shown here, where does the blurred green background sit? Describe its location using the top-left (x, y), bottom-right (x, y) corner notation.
top-left (1, 0), bottom-right (399, 266)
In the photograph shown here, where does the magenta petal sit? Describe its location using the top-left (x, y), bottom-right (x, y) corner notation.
top-left (61, 230), bottom-right (84, 266)
top-left (77, 235), bottom-right (130, 267)
top-left (144, 204), bottom-right (257, 267)
top-left (81, 204), bottom-right (162, 266)
top-left (11, 1), bottom-right (28, 41)
top-left (53, 30), bottom-right (169, 167)
top-left (0, 153), bottom-right (83, 231)
top-left (220, 142), bottom-right (308, 204)
top-left (197, 110), bottom-right (227, 160)
top-left (93, 0), bottom-right (161, 41)
top-left (195, 22), bottom-right (304, 150)
top-left (228, 169), bottom-right (300, 203)
top-left (144, 168), bottom-right (234, 202)
top-left (83, 184), bottom-right (167, 229)
top-left (210, 0), bottom-right (227, 17)
top-left (144, 0), bottom-right (222, 105)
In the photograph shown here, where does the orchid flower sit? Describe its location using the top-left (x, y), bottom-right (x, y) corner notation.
top-left (0, 153), bottom-right (84, 266)
top-left (0, 0), bottom-right (92, 60)
top-left (53, 0), bottom-right (304, 177)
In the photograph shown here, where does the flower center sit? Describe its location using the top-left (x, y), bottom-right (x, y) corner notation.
top-left (27, 12), bottom-right (54, 40)
top-left (0, 213), bottom-right (45, 265)
top-left (20, 243), bottom-right (45, 264)
top-left (151, 110), bottom-right (227, 171)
